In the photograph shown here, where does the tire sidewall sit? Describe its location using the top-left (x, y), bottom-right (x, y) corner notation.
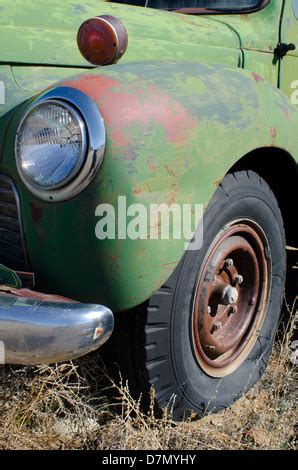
top-left (169, 175), bottom-right (286, 416)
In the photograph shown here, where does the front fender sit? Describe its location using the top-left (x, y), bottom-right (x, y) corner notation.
top-left (3, 61), bottom-right (298, 311)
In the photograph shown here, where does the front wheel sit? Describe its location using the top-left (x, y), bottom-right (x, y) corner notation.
top-left (108, 171), bottom-right (286, 420)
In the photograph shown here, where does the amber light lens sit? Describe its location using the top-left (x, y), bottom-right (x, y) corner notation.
top-left (77, 15), bottom-right (128, 66)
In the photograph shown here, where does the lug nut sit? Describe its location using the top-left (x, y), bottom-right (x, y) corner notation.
top-left (214, 322), bottom-right (222, 331)
top-left (230, 306), bottom-right (238, 314)
top-left (224, 258), bottom-right (234, 268)
top-left (234, 275), bottom-right (243, 285)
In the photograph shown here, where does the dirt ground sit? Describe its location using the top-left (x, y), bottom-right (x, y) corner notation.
top-left (0, 294), bottom-right (296, 451)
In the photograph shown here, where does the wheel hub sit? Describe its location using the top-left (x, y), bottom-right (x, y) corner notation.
top-left (192, 221), bottom-right (271, 377)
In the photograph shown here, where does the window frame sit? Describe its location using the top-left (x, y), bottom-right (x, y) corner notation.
top-left (293, 0), bottom-right (298, 20)
top-left (168, 0), bottom-right (270, 15)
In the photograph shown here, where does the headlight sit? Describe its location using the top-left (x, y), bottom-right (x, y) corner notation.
top-left (16, 100), bottom-right (87, 189)
top-left (15, 87), bottom-right (106, 202)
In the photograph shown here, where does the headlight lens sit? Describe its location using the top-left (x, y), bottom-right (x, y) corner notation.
top-left (16, 100), bottom-right (87, 189)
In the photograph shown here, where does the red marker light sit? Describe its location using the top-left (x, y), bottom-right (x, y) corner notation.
top-left (77, 15), bottom-right (128, 66)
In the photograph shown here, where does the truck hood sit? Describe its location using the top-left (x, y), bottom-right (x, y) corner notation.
top-left (0, 1), bottom-right (241, 68)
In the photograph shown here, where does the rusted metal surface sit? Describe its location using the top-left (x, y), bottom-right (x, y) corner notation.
top-left (192, 221), bottom-right (270, 377)
top-left (0, 285), bottom-right (77, 303)
top-left (0, 0), bottom-right (297, 312)
top-left (14, 270), bottom-right (35, 289)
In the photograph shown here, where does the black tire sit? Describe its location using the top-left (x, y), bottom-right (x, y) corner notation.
top-left (105, 171), bottom-right (286, 420)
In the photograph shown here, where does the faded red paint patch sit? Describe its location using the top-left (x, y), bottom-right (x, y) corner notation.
top-left (284, 108), bottom-right (291, 120)
top-left (270, 127), bottom-right (277, 139)
top-left (60, 74), bottom-right (197, 149)
top-left (252, 72), bottom-right (264, 83)
top-left (62, 74), bottom-right (120, 97)
top-left (62, 75), bottom-right (131, 147)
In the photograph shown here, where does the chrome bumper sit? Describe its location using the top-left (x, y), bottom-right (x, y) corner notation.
top-left (0, 295), bottom-right (113, 365)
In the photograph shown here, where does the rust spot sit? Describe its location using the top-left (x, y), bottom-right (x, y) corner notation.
top-left (30, 202), bottom-right (43, 222)
top-left (148, 163), bottom-right (157, 172)
top-left (270, 127), bottom-right (277, 139)
top-left (214, 178), bottom-right (222, 188)
top-left (133, 182), bottom-right (151, 196)
top-left (162, 261), bottom-right (179, 267)
top-left (94, 326), bottom-right (103, 338)
top-left (105, 253), bottom-right (119, 264)
top-left (252, 72), bottom-right (264, 83)
top-left (167, 192), bottom-right (177, 205)
top-left (164, 164), bottom-right (176, 178)
top-left (133, 188), bottom-right (144, 196)
top-left (0, 285), bottom-right (77, 303)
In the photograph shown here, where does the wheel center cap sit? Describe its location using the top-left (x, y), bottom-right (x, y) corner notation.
top-left (221, 285), bottom-right (239, 305)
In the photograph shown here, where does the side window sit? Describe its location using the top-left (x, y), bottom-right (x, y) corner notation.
top-left (293, 0), bottom-right (298, 19)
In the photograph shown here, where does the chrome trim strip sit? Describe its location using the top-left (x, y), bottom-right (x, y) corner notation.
top-left (0, 295), bottom-right (113, 364)
top-left (15, 86), bottom-right (106, 202)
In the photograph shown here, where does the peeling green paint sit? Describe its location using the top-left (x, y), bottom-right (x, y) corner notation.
top-left (0, 0), bottom-right (297, 311)
top-left (0, 0), bottom-right (240, 67)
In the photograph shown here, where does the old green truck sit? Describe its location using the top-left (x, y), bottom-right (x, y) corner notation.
top-left (0, 0), bottom-right (297, 419)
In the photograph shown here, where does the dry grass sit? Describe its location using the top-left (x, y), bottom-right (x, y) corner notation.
top-left (0, 298), bottom-right (297, 451)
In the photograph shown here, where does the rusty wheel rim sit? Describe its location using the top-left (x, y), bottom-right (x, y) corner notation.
top-left (192, 219), bottom-right (271, 378)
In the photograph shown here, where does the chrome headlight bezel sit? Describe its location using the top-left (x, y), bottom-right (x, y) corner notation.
top-left (15, 86), bottom-right (106, 202)
top-left (16, 98), bottom-right (88, 191)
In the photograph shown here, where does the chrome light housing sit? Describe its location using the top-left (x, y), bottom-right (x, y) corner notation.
top-left (15, 87), bottom-right (106, 202)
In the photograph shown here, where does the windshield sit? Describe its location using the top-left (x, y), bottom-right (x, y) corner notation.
top-left (112, 1), bottom-right (267, 13)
